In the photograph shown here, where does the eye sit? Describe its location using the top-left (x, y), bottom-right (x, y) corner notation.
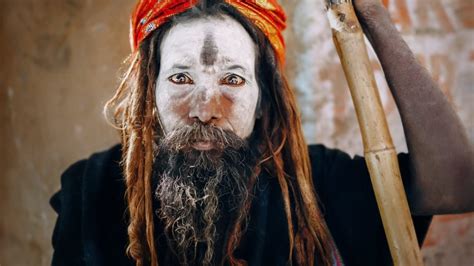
top-left (220, 74), bottom-right (245, 87)
top-left (168, 73), bottom-right (194, 85)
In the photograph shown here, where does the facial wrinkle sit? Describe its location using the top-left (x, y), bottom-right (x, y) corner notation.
top-left (200, 33), bottom-right (218, 66)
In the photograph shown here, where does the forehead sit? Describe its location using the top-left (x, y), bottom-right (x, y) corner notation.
top-left (160, 15), bottom-right (256, 67)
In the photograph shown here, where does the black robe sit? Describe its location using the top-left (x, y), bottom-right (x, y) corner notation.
top-left (50, 144), bottom-right (432, 265)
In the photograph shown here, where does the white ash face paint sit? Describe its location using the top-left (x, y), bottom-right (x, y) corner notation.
top-left (155, 15), bottom-right (259, 139)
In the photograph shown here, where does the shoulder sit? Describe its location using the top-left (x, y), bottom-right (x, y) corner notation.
top-left (307, 144), bottom-right (354, 165)
top-left (51, 144), bottom-right (129, 265)
top-left (52, 144), bottom-right (123, 203)
top-left (52, 143), bottom-right (125, 220)
top-left (79, 144), bottom-right (124, 198)
top-left (60, 144), bottom-right (122, 191)
top-left (307, 144), bottom-right (364, 189)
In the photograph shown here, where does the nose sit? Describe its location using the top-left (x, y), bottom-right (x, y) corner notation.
top-left (188, 86), bottom-right (223, 124)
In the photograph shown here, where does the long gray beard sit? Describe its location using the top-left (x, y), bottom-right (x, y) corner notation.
top-left (154, 123), bottom-right (255, 265)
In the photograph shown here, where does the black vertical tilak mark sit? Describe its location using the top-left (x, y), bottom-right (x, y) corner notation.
top-left (200, 33), bottom-right (218, 66)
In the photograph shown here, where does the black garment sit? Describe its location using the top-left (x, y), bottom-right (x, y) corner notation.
top-left (50, 144), bottom-right (432, 266)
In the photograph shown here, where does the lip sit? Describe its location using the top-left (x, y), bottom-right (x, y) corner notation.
top-left (192, 141), bottom-right (214, 151)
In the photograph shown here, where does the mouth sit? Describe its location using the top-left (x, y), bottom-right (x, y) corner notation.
top-left (192, 141), bottom-right (215, 151)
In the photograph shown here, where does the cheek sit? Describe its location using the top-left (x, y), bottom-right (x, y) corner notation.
top-left (155, 83), bottom-right (191, 132)
top-left (226, 86), bottom-right (259, 137)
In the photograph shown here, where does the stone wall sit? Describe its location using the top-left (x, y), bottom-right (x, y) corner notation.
top-left (0, 0), bottom-right (472, 265)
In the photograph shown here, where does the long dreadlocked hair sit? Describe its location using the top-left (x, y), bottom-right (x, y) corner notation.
top-left (104, 1), bottom-right (334, 266)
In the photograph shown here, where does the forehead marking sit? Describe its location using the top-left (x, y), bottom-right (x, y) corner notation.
top-left (200, 33), bottom-right (219, 66)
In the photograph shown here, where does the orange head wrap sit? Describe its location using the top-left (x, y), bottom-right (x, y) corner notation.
top-left (130, 0), bottom-right (287, 65)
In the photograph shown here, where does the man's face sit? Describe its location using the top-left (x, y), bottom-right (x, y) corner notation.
top-left (155, 15), bottom-right (259, 148)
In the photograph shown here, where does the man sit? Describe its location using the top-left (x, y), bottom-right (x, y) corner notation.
top-left (50, 0), bottom-right (474, 265)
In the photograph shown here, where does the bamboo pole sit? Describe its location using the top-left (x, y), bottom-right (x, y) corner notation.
top-left (322, 1), bottom-right (423, 265)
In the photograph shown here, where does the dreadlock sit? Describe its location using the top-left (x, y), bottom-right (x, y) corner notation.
top-left (104, 1), bottom-right (334, 266)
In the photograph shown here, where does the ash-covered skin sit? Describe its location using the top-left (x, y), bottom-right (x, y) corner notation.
top-left (155, 15), bottom-right (259, 141)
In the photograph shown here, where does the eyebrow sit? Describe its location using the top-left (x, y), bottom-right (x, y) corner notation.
top-left (171, 64), bottom-right (192, 70)
top-left (226, 64), bottom-right (247, 73)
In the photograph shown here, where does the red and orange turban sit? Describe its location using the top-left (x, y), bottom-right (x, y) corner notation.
top-left (130, 0), bottom-right (287, 65)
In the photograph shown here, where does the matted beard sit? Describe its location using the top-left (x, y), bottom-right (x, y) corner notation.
top-left (153, 123), bottom-right (256, 265)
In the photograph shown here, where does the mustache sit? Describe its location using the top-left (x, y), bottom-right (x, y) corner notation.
top-left (160, 123), bottom-right (246, 152)
top-left (153, 123), bottom-right (256, 265)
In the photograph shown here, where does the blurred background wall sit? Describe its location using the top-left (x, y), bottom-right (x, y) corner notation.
top-left (0, 0), bottom-right (472, 265)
